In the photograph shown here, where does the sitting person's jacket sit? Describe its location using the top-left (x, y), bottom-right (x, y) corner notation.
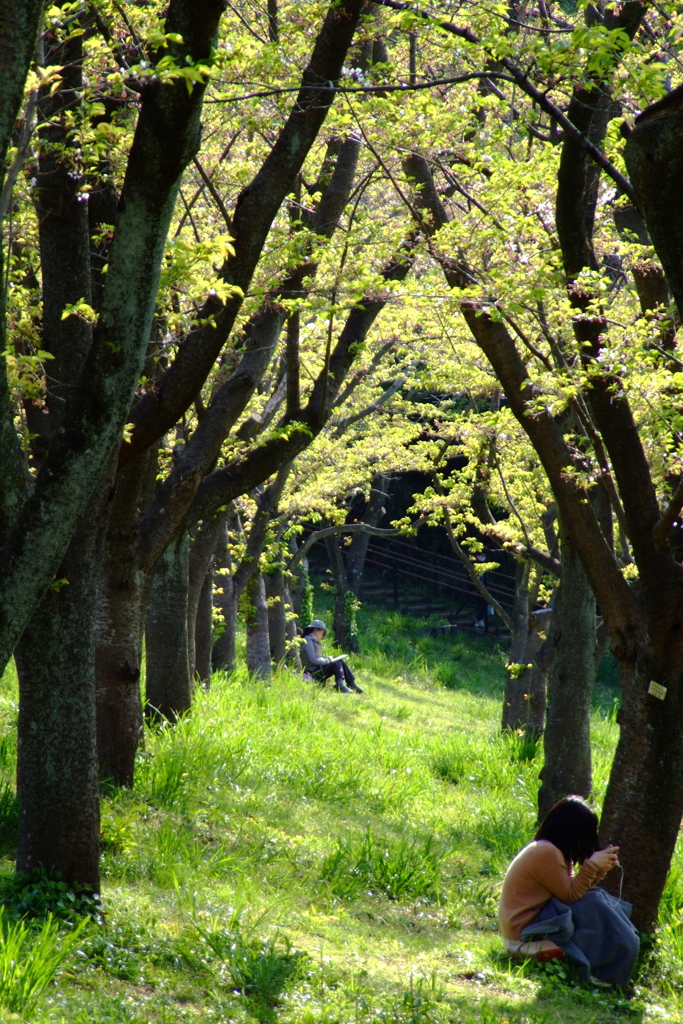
top-left (498, 840), bottom-right (605, 940)
top-left (300, 635), bottom-right (328, 672)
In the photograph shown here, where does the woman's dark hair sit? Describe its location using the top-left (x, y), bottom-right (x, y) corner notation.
top-left (535, 795), bottom-right (599, 865)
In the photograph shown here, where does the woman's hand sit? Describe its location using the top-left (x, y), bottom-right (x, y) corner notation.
top-left (588, 845), bottom-right (620, 873)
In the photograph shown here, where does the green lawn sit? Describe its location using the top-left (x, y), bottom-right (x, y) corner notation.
top-left (0, 607), bottom-right (681, 1023)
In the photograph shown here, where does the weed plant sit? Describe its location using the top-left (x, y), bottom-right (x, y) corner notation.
top-left (0, 606), bottom-right (679, 1021)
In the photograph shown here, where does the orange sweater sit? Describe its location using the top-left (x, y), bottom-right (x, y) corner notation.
top-left (498, 840), bottom-right (604, 940)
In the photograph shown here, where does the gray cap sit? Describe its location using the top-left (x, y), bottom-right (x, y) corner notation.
top-left (306, 619), bottom-right (327, 633)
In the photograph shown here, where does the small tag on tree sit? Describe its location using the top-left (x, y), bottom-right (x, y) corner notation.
top-left (648, 681), bottom-right (667, 701)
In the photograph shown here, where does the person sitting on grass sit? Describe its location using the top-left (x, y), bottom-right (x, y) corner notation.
top-left (300, 619), bottom-right (363, 694)
top-left (498, 795), bottom-right (639, 987)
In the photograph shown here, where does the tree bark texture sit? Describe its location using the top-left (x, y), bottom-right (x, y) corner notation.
top-left (95, 452), bottom-right (156, 785)
top-left (194, 570), bottom-right (214, 685)
top-left (525, 605), bottom-right (558, 744)
top-left (538, 525), bottom-right (596, 820)
top-left (187, 514), bottom-right (226, 680)
top-left (624, 88), bottom-right (683, 323)
top-left (212, 521), bottom-right (237, 673)
top-left (501, 562), bottom-right (531, 731)
top-left (14, 484), bottom-right (106, 889)
top-left (245, 572), bottom-right (271, 680)
top-left (146, 532), bottom-right (192, 721)
top-left (265, 566), bottom-right (287, 664)
top-left (599, 652), bottom-right (683, 931)
top-left (325, 533), bottom-right (351, 649)
top-left (31, 31), bottom-right (93, 443)
top-left (0, 9), bottom-right (37, 518)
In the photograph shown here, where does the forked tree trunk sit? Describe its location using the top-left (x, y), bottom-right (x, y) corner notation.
top-left (266, 566), bottom-right (287, 664)
top-left (194, 569), bottom-right (213, 685)
top-left (145, 532), bottom-right (191, 720)
top-left (14, 489), bottom-right (105, 888)
top-left (246, 572), bottom-right (271, 679)
top-left (538, 525), bottom-right (596, 820)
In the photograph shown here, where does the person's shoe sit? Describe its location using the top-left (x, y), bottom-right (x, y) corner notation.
top-left (334, 681), bottom-right (352, 693)
top-left (346, 680), bottom-right (364, 693)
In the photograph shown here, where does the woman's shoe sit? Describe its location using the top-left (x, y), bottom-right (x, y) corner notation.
top-left (346, 680), bottom-right (364, 693)
top-left (334, 681), bottom-right (352, 693)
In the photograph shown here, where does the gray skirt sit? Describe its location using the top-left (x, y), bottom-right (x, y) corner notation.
top-left (520, 887), bottom-right (639, 985)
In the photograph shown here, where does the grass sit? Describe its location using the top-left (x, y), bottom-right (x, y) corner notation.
top-left (0, 602), bottom-right (681, 1022)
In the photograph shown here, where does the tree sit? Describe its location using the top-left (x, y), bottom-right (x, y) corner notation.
top-left (0, 0), bottom-right (368, 883)
top-left (375, 0), bottom-right (682, 929)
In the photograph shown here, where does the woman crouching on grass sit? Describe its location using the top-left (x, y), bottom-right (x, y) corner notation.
top-left (498, 795), bottom-right (639, 986)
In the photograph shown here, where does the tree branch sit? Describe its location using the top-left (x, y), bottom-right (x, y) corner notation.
top-left (331, 376), bottom-right (405, 436)
top-left (123, 0), bottom-right (367, 459)
top-left (289, 522), bottom-right (412, 569)
top-left (372, 0), bottom-right (637, 202)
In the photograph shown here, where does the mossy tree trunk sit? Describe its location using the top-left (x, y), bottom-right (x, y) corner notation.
top-left (14, 483), bottom-right (107, 888)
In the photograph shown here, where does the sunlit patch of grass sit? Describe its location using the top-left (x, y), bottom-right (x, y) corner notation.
top-left (0, 610), bottom-right (680, 1022)
top-left (320, 828), bottom-right (453, 903)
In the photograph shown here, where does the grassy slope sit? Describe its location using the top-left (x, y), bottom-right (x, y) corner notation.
top-left (0, 607), bottom-right (681, 1023)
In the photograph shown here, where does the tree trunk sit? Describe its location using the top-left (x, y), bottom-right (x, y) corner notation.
top-left (346, 474), bottom-right (390, 593)
top-left (525, 604), bottom-right (558, 744)
top-left (187, 514), bottom-right (226, 681)
top-left (283, 582), bottom-right (301, 669)
top-left (95, 452), bottom-right (156, 786)
top-left (324, 533), bottom-right (350, 649)
top-left (212, 524), bottom-right (237, 673)
top-left (245, 572), bottom-right (271, 679)
top-left (599, 650), bottom-right (683, 931)
top-left (624, 90), bottom-right (683, 321)
top-left (14, 485), bottom-right (106, 889)
top-left (538, 524), bottom-right (596, 820)
top-left (501, 562), bottom-right (532, 730)
top-left (266, 566), bottom-right (287, 664)
top-left (194, 568), bottom-right (213, 685)
top-left (145, 532), bottom-right (192, 721)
